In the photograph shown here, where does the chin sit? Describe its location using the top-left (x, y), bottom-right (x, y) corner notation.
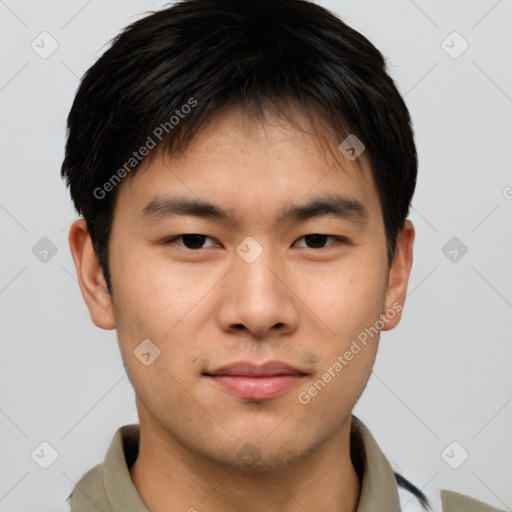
top-left (208, 435), bottom-right (311, 474)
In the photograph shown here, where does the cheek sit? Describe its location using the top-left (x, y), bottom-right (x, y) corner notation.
top-left (300, 254), bottom-right (387, 342)
top-left (112, 246), bottom-right (209, 332)
top-left (110, 249), bottom-right (218, 386)
top-left (295, 266), bottom-right (383, 415)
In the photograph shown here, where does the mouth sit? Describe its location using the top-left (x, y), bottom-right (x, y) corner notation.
top-left (203, 360), bottom-right (308, 401)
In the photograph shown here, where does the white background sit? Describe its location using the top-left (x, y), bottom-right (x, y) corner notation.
top-left (0, 1), bottom-right (511, 511)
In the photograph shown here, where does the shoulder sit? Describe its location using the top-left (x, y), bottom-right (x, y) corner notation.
top-left (440, 489), bottom-right (505, 512)
top-left (394, 473), bottom-right (505, 512)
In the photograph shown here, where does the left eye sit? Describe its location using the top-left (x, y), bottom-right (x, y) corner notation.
top-left (293, 234), bottom-right (341, 249)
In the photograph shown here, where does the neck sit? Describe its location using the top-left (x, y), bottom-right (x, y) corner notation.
top-left (129, 415), bottom-right (361, 512)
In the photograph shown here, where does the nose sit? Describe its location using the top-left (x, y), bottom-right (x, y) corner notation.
top-left (215, 244), bottom-right (300, 339)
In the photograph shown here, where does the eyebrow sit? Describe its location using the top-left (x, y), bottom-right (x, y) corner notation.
top-left (139, 194), bottom-right (368, 226)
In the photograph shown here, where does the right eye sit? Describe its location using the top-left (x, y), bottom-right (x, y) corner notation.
top-left (163, 234), bottom-right (220, 250)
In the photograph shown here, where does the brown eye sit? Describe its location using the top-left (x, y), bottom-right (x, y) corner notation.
top-left (294, 234), bottom-right (340, 249)
top-left (165, 234), bottom-right (218, 249)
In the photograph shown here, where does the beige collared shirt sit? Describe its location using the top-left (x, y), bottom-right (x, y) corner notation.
top-left (65, 415), bottom-right (503, 512)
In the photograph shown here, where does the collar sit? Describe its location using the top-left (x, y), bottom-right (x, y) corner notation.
top-left (71, 415), bottom-right (401, 511)
top-left (350, 415), bottom-right (401, 511)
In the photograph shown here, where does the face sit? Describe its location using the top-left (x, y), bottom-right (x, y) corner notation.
top-left (71, 104), bottom-right (414, 473)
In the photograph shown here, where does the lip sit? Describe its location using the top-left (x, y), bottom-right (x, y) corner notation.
top-left (204, 361), bottom-right (307, 401)
top-left (206, 360), bottom-right (306, 377)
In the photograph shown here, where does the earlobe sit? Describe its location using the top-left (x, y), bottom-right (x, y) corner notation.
top-left (381, 220), bottom-right (415, 331)
top-left (68, 219), bottom-right (116, 330)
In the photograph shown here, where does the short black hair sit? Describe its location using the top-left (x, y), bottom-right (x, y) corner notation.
top-left (61, 0), bottom-right (417, 294)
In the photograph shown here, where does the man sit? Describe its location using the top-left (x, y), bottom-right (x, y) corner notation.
top-left (60, 1), bottom-right (502, 510)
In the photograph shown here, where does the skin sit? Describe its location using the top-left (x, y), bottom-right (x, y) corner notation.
top-left (69, 104), bottom-right (414, 512)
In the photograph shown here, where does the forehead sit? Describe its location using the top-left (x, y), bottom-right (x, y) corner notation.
top-left (115, 104), bottom-right (381, 226)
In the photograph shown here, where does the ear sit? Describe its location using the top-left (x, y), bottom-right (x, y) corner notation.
top-left (68, 219), bottom-right (116, 330)
top-left (381, 219), bottom-right (415, 331)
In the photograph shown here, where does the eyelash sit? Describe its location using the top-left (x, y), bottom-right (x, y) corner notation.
top-left (163, 234), bottom-right (347, 250)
